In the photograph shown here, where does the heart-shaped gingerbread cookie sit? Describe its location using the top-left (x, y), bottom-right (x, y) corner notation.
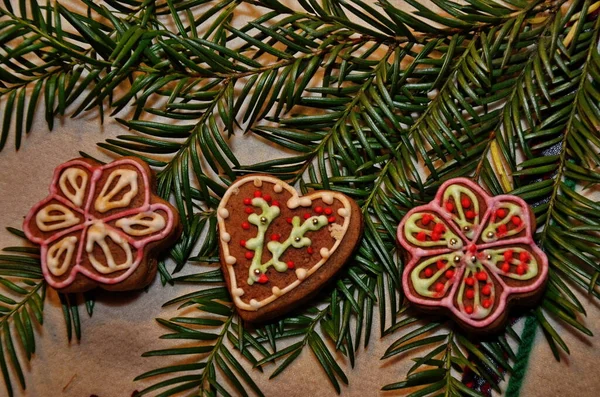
top-left (217, 175), bottom-right (363, 322)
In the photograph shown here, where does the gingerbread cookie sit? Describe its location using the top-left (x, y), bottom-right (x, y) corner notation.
top-left (23, 157), bottom-right (181, 293)
top-left (217, 175), bottom-right (363, 322)
top-left (397, 178), bottom-right (548, 333)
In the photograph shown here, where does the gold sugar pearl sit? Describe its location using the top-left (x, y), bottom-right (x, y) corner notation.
top-left (312, 218), bottom-right (319, 225)
top-left (260, 216), bottom-right (268, 224)
top-left (463, 226), bottom-right (470, 232)
top-left (470, 256), bottom-right (477, 263)
top-left (486, 231), bottom-right (494, 238)
top-left (294, 237), bottom-right (301, 242)
top-left (449, 238), bottom-right (457, 246)
top-left (453, 255), bottom-right (461, 263)
top-left (254, 269), bottom-right (261, 275)
top-left (486, 254), bottom-right (493, 260)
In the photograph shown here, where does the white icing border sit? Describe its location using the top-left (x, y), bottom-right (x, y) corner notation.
top-left (217, 176), bottom-right (352, 311)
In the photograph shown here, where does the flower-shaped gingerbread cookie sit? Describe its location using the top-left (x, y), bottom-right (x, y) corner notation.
top-left (397, 178), bottom-right (548, 332)
top-left (24, 157), bottom-right (180, 293)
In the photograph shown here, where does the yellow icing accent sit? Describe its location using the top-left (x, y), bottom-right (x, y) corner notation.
top-left (36, 204), bottom-right (80, 232)
top-left (47, 235), bottom-right (78, 276)
top-left (115, 212), bottom-right (165, 236)
top-left (86, 222), bottom-right (133, 274)
top-left (94, 169), bottom-right (139, 213)
top-left (59, 168), bottom-right (88, 207)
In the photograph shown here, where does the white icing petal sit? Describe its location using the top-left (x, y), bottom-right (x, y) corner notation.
top-left (115, 212), bottom-right (166, 237)
top-left (36, 204), bottom-right (80, 232)
top-left (59, 168), bottom-right (88, 207)
top-left (47, 236), bottom-right (78, 276)
top-left (286, 197), bottom-right (312, 209)
top-left (94, 169), bottom-right (139, 213)
top-left (86, 222), bottom-right (133, 274)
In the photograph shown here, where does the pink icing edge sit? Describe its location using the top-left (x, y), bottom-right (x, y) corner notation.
top-left (26, 158), bottom-right (175, 289)
top-left (398, 178), bottom-right (549, 329)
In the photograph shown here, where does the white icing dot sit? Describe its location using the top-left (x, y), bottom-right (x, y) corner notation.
top-left (287, 197), bottom-right (300, 209)
top-left (250, 299), bottom-right (261, 309)
top-left (296, 268), bottom-right (307, 280)
top-left (273, 184), bottom-right (283, 193)
top-left (337, 208), bottom-right (349, 217)
top-left (322, 193), bottom-right (334, 205)
top-left (221, 232), bottom-right (231, 242)
top-left (299, 197), bottom-right (312, 207)
top-left (232, 288), bottom-right (244, 297)
top-left (320, 248), bottom-right (330, 258)
top-left (225, 255), bottom-right (236, 265)
top-left (254, 179), bottom-right (262, 187)
top-left (272, 286), bottom-right (282, 296)
top-left (218, 208), bottom-right (229, 219)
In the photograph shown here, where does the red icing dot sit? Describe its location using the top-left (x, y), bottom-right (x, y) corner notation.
top-left (431, 232), bottom-right (441, 241)
top-left (482, 299), bottom-right (492, 309)
top-left (466, 381), bottom-right (475, 389)
top-left (503, 250), bottom-right (513, 261)
top-left (465, 277), bottom-right (475, 286)
top-left (424, 268), bottom-right (433, 277)
top-left (465, 305), bottom-right (474, 314)
top-left (324, 208), bottom-right (333, 215)
top-left (516, 264), bottom-right (526, 275)
top-left (242, 222), bottom-right (250, 230)
top-left (245, 251), bottom-right (254, 259)
top-left (476, 271), bottom-right (488, 281)
top-left (433, 223), bottom-right (445, 234)
top-left (245, 207), bottom-right (253, 214)
top-left (314, 206), bottom-right (324, 214)
top-left (436, 260), bottom-right (445, 270)
top-left (421, 214), bottom-right (434, 225)
top-left (257, 274), bottom-right (269, 284)
top-left (254, 190), bottom-right (262, 198)
top-left (519, 251), bottom-right (530, 262)
top-left (467, 244), bottom-right (477, 253)
top-left (482, 285), bottom-right (492, 296)
top-left (303, 213), bottom-right (311, 220)
top-left (496, 208), bottom-right (506, 218)
top-left (307, 247), bottom-right (314, 254)
top-left (445, 201), bottom-right (454, 212)
top-left (287, 261), bottom-right (295, 269)
top-left (243, 198), bottom-right (252, 205)
top-left (465, 210), bottom-right (475, 220)
top-left (240, 240), bottom-right (246, 247)
top-left (445, 269), bottom-right (455, 279)
top-left (501, 262), bottom-right (510, 272)
top-left (328, 216), bottom-right (336, 223)
top-left (434, 282), bottom-right (444, 292)
top-left (416, 231), bottom-right (427, 241)
top-left (466, 289), bottom-right (475, 299)
top-left (272, 200), bottom-right (280, 207)
top-left (511, 216), bottom-right (522, 226)
top-left (497, 224), bottom-right (507, 235)
top-left (270, 233), bottom-right (280, 241)
top-left (263, 194), bottom-right (272, 202)
top-left (286, 217), bottom-right (293, 224)
top-left (461, 198), bottom-right (471, 208)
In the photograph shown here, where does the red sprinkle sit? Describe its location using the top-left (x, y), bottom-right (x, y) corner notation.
top-left (303, 213), bottom-right (311, 220)
top-left (445, 269), bottom-right (455, 279)
top-left (436, 260), bottom-right (445, 270)
top-left (434, 282), bottom-right (444, 292)
top-left (245, 207), bottom-right (253, 214)
top-left (270, 233), bottom-right (280, 241)
top-left (243, 198), bottom-right (252, 205)
top-left (240, 240), bottom-right (246, 247)
top-left (482, 299), bottom-right (492, 309)
top-left (254, 190), bottom-right (262, 198)
top-left (482, 285), bottom-right (492, 296)
top-left (496, 208), bottom-right (506, 218)
top-left (497, 224), bottom-right (507, 235)
top-left (263, 194), bottom-right (272, 202)
top-left (286, 217), bottom-right (293, 224)
top-left (516, 264), bottom-right (526, 275)
top-left (272, 200), bottom-right (280, 207)
top-left (307, 247), bottom-right (314, 254)
top-left (328, 216), bottom-right (336, 223)
top-left (467, 243), bottom-right (477, 253)
top-left (476, 271), bottom-right (488, 281)
top-left (257, 274), bottom-right (269, 284)
top-left (416, 231), bottom-right (427, 241)
top-left (431, 232), bottom-right (441, 241)
top-left (465, 305), bottom-right (474, 314)
top-left (314, 206), bottom-right (324, 214)
top-left (461, 198), bottom-right (471, 208)
top-left (501, 262), bottom-right (511, 272)
top-left (465, 210), bottom-right (475, 220)
top-left (245, 251), bottom-right (254, 259)
top-left (519, 251), bottom-right (530, 262)
top-left (324, 208), bottom-right (333, 215)
top-left (433, 223), bottom-right (445, 234)
top-left (503, 250), bottom-right (513, 262)
top-left (242, 222), bottom-right (250, 230)
top-left (466, 289), bottom-right (475, 299)
top-left (511, 216), bottom-right (521, 226)
top-left (465, 277), bottom-right (475, 286)
top-left (424, 268), bottom-right (433, 277)
top-left (422, 214), bottom-right (434, 225)
top-left (445, 201), bottom-right (454, 212)
top-left (287, 261), bottom-right (295, 269)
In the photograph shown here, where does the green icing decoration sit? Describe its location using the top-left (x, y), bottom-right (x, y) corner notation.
top-left (442, 184), bottom-right (480, 239)
top-left (405, 213), bottom-right (463, 250)
top-left (411, 253), bottom-right (456, 298)
top-left (246, 197), bottom-right (328, 285)
top-left (481, 203), bottom-right (524, 242)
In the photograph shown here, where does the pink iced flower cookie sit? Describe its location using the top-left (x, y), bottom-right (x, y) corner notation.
top-left (397, 178), bottom-right (548, 332)
top-left (24, 157), bottom-right (181, 293)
